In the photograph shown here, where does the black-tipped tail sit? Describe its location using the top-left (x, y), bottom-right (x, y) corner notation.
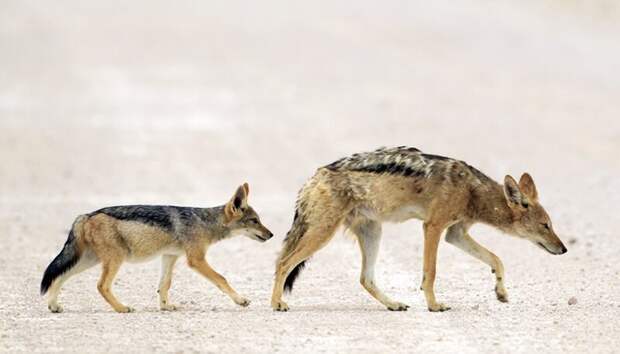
top-left (284, 260), bottom-right (307, 293)
top-left (40, 229), bottom-right (80, 295)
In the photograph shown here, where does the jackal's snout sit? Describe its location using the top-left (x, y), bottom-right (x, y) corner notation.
top-left (251, 224), bottom-right (274, 242)
top-left (258, 229), bottom-right (274, 242)
top-left (557, 243), bottom-right (568, 255)
top-left (537, 234), bottom-right (567, 255)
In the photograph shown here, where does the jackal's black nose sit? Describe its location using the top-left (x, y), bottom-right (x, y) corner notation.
top-left (267, 232), bottom-right (274, 239)
top-left (560, 245), bottom-right (567, 254)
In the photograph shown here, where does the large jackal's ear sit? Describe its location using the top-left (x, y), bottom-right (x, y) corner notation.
top-left (518, 173), bottom-right (538, 201)
top-left (225, 184), bottom-right (248, 223)
top-left (503, 175), bottom-right (525, 209)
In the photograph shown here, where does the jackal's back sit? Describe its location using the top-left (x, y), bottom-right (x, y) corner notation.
top-left (84, 205), bottom-right (228, 261)
top-left (324, 146), bottom-right (493, 186)
top-left (324, 146), bottom-right (459, 179)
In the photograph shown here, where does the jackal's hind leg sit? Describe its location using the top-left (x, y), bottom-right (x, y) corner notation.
top-left (98, 258), bottom-right (133, 313)
top-left (351, 220), bottom-right (409, 311)
top-left (158, 255), bottom-right (179, 311)
top-left (47, 254), bottom-right (99, 313)
top-left (445, 224), bottom-right (508, 303)
top-left (271, 241), bottom-right (322, 312)
top-left (271, 222), bottom-right (340, 312)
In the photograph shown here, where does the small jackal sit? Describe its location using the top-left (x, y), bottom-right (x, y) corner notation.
top-left (272, 147), bottom-right (567, 312)
top-left (41, 183), bottom-right (273, 313)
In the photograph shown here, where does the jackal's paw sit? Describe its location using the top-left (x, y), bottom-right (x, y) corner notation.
top-left (48, 304), bottom-right (63, 313)
top-left (115, 306), bottom-right (135, 313)
top-left (272, 301), bottom-right (289, 312)
top-left (495, 286), bottom-right (509, 303)
top-left (235, 297), bottom-right (251, 307)
top-left (428, 303), bottom-right (451, 312)
top-left (160, 304), bottom-right (179, 311)
top-left (387, 302), bottom-right (410, 311)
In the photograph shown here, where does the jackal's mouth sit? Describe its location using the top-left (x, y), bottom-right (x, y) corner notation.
top-left (254, 234), bottom-right (269, 242)
top-left (537, 242), bottom-right (557, 255)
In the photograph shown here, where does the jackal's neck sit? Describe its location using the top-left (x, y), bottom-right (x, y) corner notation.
top-left (471, 183), bottom-right (514, 231)
top-left (196, 206), bottom-right (233, 241)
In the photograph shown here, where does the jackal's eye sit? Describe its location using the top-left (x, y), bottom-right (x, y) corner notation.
top-left (250, 218), bottom-right (259, 224)
top-left (541, 223), bottom-right (550, 230)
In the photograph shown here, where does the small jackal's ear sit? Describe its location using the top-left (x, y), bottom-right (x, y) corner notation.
top-left (231, 184), bottom-right (248, 209)
top-left (518, 173), bottom-right (538, 201)
top-left (224, 202), bottom-right (236, 223)
top-left (242, 182), bottom-right (249, 197)
top-left (224, 184), bottom-right (248, 223)
top-left (503, 175), bottom-right (524, 207)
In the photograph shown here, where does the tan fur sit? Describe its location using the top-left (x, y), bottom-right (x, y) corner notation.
top-left (43, 184), bottom-right (272, 313)
top-left (272, 152), bottom-right (567, 312)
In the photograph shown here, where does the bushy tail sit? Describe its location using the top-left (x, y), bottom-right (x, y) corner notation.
top-left (284, 260), bottom-right (306, 293)
top-left (40, 215), bottom-right (87, 295)
top-left (281, 178), bottom-right (316, 293)
top-left (282, 207), bottom-right (309, 293)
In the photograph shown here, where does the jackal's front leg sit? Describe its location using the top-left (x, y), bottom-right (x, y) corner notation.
top-left (187, 252), bottom-right (250, 307)
top-left (158, 255), bottom-right (179, 311)
top-left (445, 224), bottom-right (508, 303)
top-left (422, 222), bottom-right (450, 312)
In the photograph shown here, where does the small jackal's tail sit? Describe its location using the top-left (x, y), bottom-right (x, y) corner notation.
top-left (40, 215), bottom-right (88, 295)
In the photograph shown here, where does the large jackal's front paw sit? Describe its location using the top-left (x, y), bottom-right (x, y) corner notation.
top-left (428, 303), bottom-right (451, 312)
top-left (272, 301), bottom-right (289, 312)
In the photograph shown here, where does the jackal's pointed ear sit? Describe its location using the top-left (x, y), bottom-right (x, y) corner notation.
top-left (224, 202), bottom-right (237, 223)
top-left (242, 182), bottom-right (249, 197)
top-left (503, 175), bottom-right (524, 208)
top-left (231, 184), bottom-right (248, 209)
top-left (224, 184), bottom-right (248, 223)
top-left (518, 173), bottom-right (538, 201)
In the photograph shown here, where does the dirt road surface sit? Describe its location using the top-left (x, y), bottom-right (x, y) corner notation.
top-left (1, 1), bottom-right (619, 353)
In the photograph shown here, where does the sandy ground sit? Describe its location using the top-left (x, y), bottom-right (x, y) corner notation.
top-left (1, 1), bottom-right (620, 353)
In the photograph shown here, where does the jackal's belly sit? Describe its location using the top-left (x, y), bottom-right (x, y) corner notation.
top-left (125, 243), bottom-right (185, 263)
top-left (382, 204), bottom-right (427, 222)
top-left (116, 222), bottom-right (185, 262)
top-left (358, 204), bottom-right (427, 223)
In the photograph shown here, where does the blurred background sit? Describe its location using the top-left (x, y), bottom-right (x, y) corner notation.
top-left (2, 0), bottom-right (619, 207)
top-left (1, 1), bottom-right (619, 352)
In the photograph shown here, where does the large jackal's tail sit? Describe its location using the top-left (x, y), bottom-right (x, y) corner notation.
top-left (281, 179), bottom-right (316, 293)
top-left (282, 213), bottom-right (308, 293)
top-left (284, 261), bottom-right (306, 293)
top-left (40, 215), bottom-right (88, 295)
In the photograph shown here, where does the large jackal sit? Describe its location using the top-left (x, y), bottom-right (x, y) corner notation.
top-left (41, 183), bottom-right (273, 313)
top-left (272, 147), bottom-right (566, 312)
